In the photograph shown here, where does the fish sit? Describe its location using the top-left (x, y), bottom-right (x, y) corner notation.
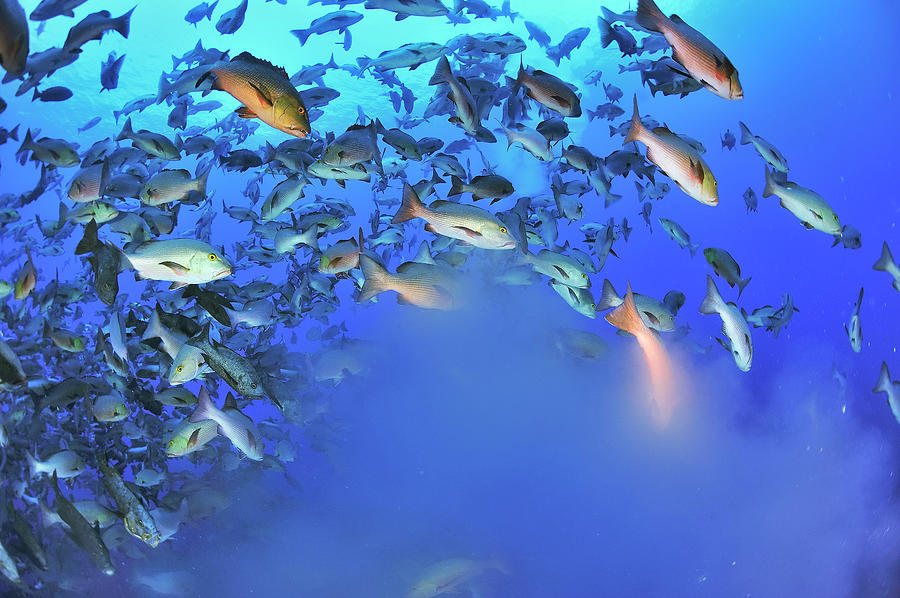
top-left (873, 242), bottom-right (900, 292)
top-left (29, 0), bottom-right (89, 21)
top-left (873, 363), bottom-right (900, 424)
top-left (52, 473), bottom-right (115, 576)
top-left (32, 85), bottom-right (73, 102)
top-left (63, 7), bottom-right (134, 52)
top-left (75, 219), bottom-right (123, 305)
top-left (13, 248), bottom-right (37, 300)
top-left (190, 387), bottom-right (264, 460)
top-left (703, 247), bottom-right (751, 298)
top-left (624, 95), bottom-right (717, 205)
top-left (635, 0), bottom-right (742, 100)
top-left (290, 10), bottom-right (362, 46)
top-left (123, 239), bottom-right (232, 290)
top-left (322, 122), bottom-right (380, 169)
top-left (96, 454), bottom-right (161, 548)
top-left (199, 52), bottom-right (311, 138)
top-left (523, 249), bottom-right (592, 289)
top-left (428, 56), bottom-right (494, 142)
top-left (721, 129), bottom-right (736, 149)
top-left (408, 557), bottom-right (508, 598)
top-left (100, 52), bottom-right (126, 92)
top-left (738, 121), bottom-right (788, 173)
top-left (550, 281), bottom-right (596, 318)
top-left (511, 62), bottom-right (582, 117)
top-left (0, 0), bottom-right (29, 76)
top-left (845, 287), bottom-right (863, 353)
top-left (92, 394), bottom-right (129, 422)
top-left (116, 117), bottom-right (180, 160)
top-left (448, 174), bottom-right (513, 202)
top-left (392, 182), bottom-right (516, 250)
top-left (358, 253), bottom-right (463, 310)
top-left (166, 418), bottom-right (219, 457)
top-left (658, 217), bottom-right (700, 256)
top-left (186, 323), bottom-right (274, 406)
top-left (743, 187), bottom-right (758, 213)
top-left (215, 0), bottom-right (247, 34)
top-left (762, 167), bottom-right (840, 234)
top-left (7, 502), bottom-right (47, 571)
top-left (365, 0), bottom-right (449, 20)
top-left (597, 279), bottom-right (675, 332)
top-left (27, 449), bottom-right (85, 479)
top-left (319, 228), bottom-right (365, 275)
top-left (699, 275), bottom-right (752, 372)
top-left (140, 168), bottom-right (210, 206)
top-left (185, 1), bottom-right (218, 25)
top-left (605, 283), bottom-right (676, 426)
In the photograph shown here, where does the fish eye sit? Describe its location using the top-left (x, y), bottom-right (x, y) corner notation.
top-left (298, 106), bottom-right (306, 114)
top-left (499, 226), bottom-right (507, 234)
top-left (167, 440), bottom-right (174, 447)
top-left (251, 383), bottom-right (257, 389)
top-left (176, 366), bottom-right (183, 373)
top-left (582, 273), bottom-right (587, 278)
top-left (208, 254), bottom-right (217, 261)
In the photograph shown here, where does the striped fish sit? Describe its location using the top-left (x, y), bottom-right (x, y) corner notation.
top-left (624, 95), bottom-right (718, 205)
top-left (636, 0), bottom-right (743, 100)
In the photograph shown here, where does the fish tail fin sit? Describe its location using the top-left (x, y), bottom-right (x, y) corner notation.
top-left (873, 242), bottom-right (894, 272)
top-left (75, 219), bottom-right (100, 255)
top-left (195, 166), bottom-right (211, 198)
top-left (8, 124), bottom-right (18, 142)
top-left (596, 278), bottom-right (621, 311)
top-left (857, 286), bottom-right (865, 305)
top-left (623, 94), bottom-right (644, 146)
top-left (699, 274), bottom-right (723, 314)
top-left (737, 276), bottom-right (752, 298)
top-left (299, 225), bottom-right (320, 252)
top-left (738, 121), bottom-right (753, 145)
top-left (357, 254), bottom-right (392, 303)
top-left (141, 307), bottom-right (165, 342)
top-left (189, 387), bottom-right (216, 424)
top-left (448, 175), bottom-right (465, 197)
top-left (598, 18), bottom-right (614, 48)
top-left (25, 452), bottom-right (40, 478)
top-left (16, 128), bottom-right (33, 155)
top-left (290, 28), bottom-right (312, 46)
top-left (392, 183), bottom-right (425, 224)
top-left (762, 166), bottom-right (778, 198)
top-left (605, 283), bottom-right (645, 335)
top-left (689, 242), bottom-right (701, 258)
top-left (635, 0), bottom-right (666, 33)
top-left (428, 56), bottom-right (452, 86)
top-left (873, 362), bottom-right (892, 394)
top-left (115, 117), bottom-right (133, 142)
top-left (207, 1), bottom-right (218, 18)
top-left (39, 501), bottom-right (58, 528)
top-left (116, 6), bottom-right (136, 39)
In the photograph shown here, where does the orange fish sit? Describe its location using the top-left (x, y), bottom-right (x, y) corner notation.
top-left (605, 282), bottom-right (676, 426)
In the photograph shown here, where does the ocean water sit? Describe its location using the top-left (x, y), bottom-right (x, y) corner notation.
top-left (0, 0), bottom-right (899, 596)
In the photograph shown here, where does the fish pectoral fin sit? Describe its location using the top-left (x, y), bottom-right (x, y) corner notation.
top-left (246, 429), bottom-right (257, 450)
top-left (552, 265), bottom-right (569, 278)
top-left (454, 226), bottom-right (482, 238)
top-left (248, 82), bottom-right (273, 108)
top-left (187, 428), bottom-right (201, 448)
top-left (169, 282), bottom-right (189, 290)
top-left (715, 336), bottom-right (730, 352)
top-left (235, 106), bottom-right (258, 119)
top-left (801, 222), bottom-right (814, 229)
top-left (644, 311), bottom-right (660, 326)
top-left (160, 261), bottom-right (190, 275)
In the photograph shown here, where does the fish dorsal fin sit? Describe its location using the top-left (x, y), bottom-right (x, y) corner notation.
top-left (396, 261), bottom-right (417, 274)
top-left (232, 51), bottom-right (289, 80)
top-left (670, 14), bottom-right (686, 24)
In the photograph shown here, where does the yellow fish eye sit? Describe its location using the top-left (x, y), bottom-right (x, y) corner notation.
top-left (176, 366), bottom-right (183, 373)
top-left (582, 273), bottom-right (587, 278)
top-left (208, 254), bottom-right (217, 261)
top-left (499, 226), bottom-right (507, 233)
top-left (298, 106), bottom-right (306, 114)
top-left (168, 440), bottom-right (174, 447)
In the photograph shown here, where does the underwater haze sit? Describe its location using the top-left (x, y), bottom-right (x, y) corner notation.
top-left (0, 0), bottom-right (899, 596)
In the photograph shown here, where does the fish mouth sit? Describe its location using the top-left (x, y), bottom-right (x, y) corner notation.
top-left (214, 268), bottom-right (233, 279)
top-left (499, 241), bottom-right (518, 249)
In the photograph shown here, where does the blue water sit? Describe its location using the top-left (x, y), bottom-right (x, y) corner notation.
top-left (0, 0), bottom-right (898, 596)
